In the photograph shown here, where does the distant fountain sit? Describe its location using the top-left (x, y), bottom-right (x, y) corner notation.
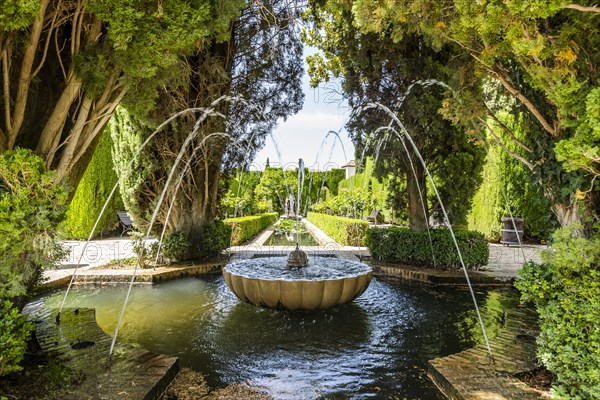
top-left (223, 158), bottom-right (372, 310)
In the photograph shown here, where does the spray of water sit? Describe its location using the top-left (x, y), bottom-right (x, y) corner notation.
top-left (362, 101), bottom-right (495, 361)
top-left (369, 124), bottom-right (437, 268)
top-left (56, 95), bottom-right (239, 322)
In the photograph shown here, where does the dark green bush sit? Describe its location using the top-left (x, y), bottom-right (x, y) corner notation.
top-left (0, 301), bottom-right (34, 377)
top-left (307, 212), bottom-right (369, 246)
top-left (190, 220), bottom-right (231, 260)
top-left (515, 225), bottom-right (600, 398)
top-left (366, 227), bottom-right (489, 269)
top-left (224, 212), bottom-right (278, 246)
top-left (162, 231), bottom-right (191, 261)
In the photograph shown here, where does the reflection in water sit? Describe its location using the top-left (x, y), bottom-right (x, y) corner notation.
top-left (32, 275), bottom-right (519, 399)
top-left (264, 231), bottom-right (320, 246)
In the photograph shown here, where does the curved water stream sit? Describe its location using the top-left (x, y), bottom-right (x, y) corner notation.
top-left (30, 275), bottom-right (518, 399)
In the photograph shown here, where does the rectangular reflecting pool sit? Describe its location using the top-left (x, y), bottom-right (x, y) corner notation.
top-left (264, 231), bottom-right (319, 246)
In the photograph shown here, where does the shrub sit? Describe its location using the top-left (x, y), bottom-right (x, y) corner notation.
top-left (162, 231), bottom-right (191, 261)
top-left (515, 225), bottom-right (600, 398)
top-left (366, 227), bottom-right (489, 269)
top-left (224, 212), bottom-right (278, 246)
top-left (189, 220), bottom-right (231, 260)
top-left (306, 212), bottom-right (369, 246)
top-left (0, 301), bottom-right (34, 377)
top-left (61, 128), bottom-right (123, 239)
top-left (0, 149), bottom-right (70, 308)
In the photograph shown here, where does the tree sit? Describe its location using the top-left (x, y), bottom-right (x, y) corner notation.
top-left (112, 1), bottom-right (304, 254)
top-left (0, 0), bottom-right (243, 186)
top-left (255, 167), bottom-right (298, 213)
top-left (305, 4), bottom-right (484, 230)
top-left (344, 0), bottom-right (599, 227)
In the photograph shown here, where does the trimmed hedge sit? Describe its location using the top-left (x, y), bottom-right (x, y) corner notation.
top-left (366, 227), bottom-right (489, 269)
top-left (307, 212), bottom-right (369, 246)
top-left (62, 128), bottom-right (123, 239)
top-left (224, 212), bottom-right (278, 246)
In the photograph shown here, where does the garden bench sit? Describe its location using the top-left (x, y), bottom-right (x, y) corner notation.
top-left (366, 209), bottom-right (381, 225)
top-left (117, 211), bottom-right (134, 236)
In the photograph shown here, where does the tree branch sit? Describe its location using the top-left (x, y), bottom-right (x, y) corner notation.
top-left (561, 4), bottom-right (600, 13)
top-left (2, 47), bottom-right (12, 136)
top-left (36, 71), bottom-right (82, 161)
top-left (491, 63), bottom-right (559, 137)
top-left (8, 0), bottom-right (51, 149)
top-left (483, 104), bottom-right (533, 153)
top-left (478, 116), bottom-right (537, 171)
top-left (443, 32), bottom-right (560, 138)
top-left (31, 10), bottom-right (59, 78)
top-left (64, 88), bottom-right (126, 178)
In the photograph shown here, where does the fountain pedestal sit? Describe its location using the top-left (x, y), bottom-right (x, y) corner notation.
top-left (287, 245), bottom-right (308, 268)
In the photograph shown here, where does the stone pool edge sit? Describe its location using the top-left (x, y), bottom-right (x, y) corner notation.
top-left (24, 306), bottom-right (179, 400)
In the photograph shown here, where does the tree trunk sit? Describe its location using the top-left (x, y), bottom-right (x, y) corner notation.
top-left (552, 202), bottom-right (580, 227)
top-left (406, 162), bottom-right (428, 231)
top-left (0, 4), bottom-right (123, 189)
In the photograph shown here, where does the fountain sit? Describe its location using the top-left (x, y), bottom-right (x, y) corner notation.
top-left (223, 158), bottom-right (372, 310)
top-left (223, 256), bottom-right (372, 310)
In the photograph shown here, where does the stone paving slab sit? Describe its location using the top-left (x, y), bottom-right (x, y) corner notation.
top-left (428, 305), bottom-right (545, 399)
top-left (23, 305), bottom-right (179, 400)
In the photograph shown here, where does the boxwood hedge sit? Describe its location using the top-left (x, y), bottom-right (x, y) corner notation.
top-left (224, 212), bottom-right (278, 246)
top-left (366, 227), bottom-right (488, 269)
top-left (307, 212), bottom-right (369, 246)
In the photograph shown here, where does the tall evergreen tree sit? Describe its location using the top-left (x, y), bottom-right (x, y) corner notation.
top-left (112, 1), bottom-right (304, 254)
top-left (305, 5), bottom-right (484, 230)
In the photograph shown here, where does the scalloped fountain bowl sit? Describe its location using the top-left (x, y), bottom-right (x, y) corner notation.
top-left (223, 256), bottom-right (372, 310)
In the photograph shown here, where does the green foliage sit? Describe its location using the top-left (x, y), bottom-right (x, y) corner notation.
top-left (277, 218), bottom-right (307, 234)
top-left (312, 187), bottom-right (375, 218)
top-left (0, 149), bottom-right (69, 306)
top-left (86, 0), bottom-right (244, 114)
top-left (0, 0), bottom-right (39, 31)
top-left (245, 167), bottom-right (345, 215)
top-left (515, 225), bottom-right (600, 398)
top-left (306, 0), bottom-right (599, 228)
top-left (337, 159), bottom-right (389, 218)
top-left (468, 114), bottom-right (557, 241)
top-left (224, 213), bottom-right (278, 246)
top-left (305, 2), bottom-right (486, 230)
top-left (189, 220), bottom-right (231, 261)
top-left (0, 301), bottom-right (34, 377)
top-left (222, 170), bottom-right (263, 216)
top-left (61, 128), bottom-right (123, 239)
top-left (366, 227), bottom-right (489, 270)
top-left (556, 87), bottom-right (600, 178)
top-left (307, 212), bottom-right (369, 246)
top-left (161, 231), bottom-right (191, 261)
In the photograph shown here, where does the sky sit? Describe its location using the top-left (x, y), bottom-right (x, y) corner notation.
top-left (251, 47), bottom-right (355, 171)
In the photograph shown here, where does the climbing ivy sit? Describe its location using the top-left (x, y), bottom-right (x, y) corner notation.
top-left (468, 114), bottom-right (557, 241)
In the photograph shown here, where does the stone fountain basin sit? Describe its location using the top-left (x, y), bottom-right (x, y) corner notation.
top-left (223, 257), bottom-right (372, 310)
